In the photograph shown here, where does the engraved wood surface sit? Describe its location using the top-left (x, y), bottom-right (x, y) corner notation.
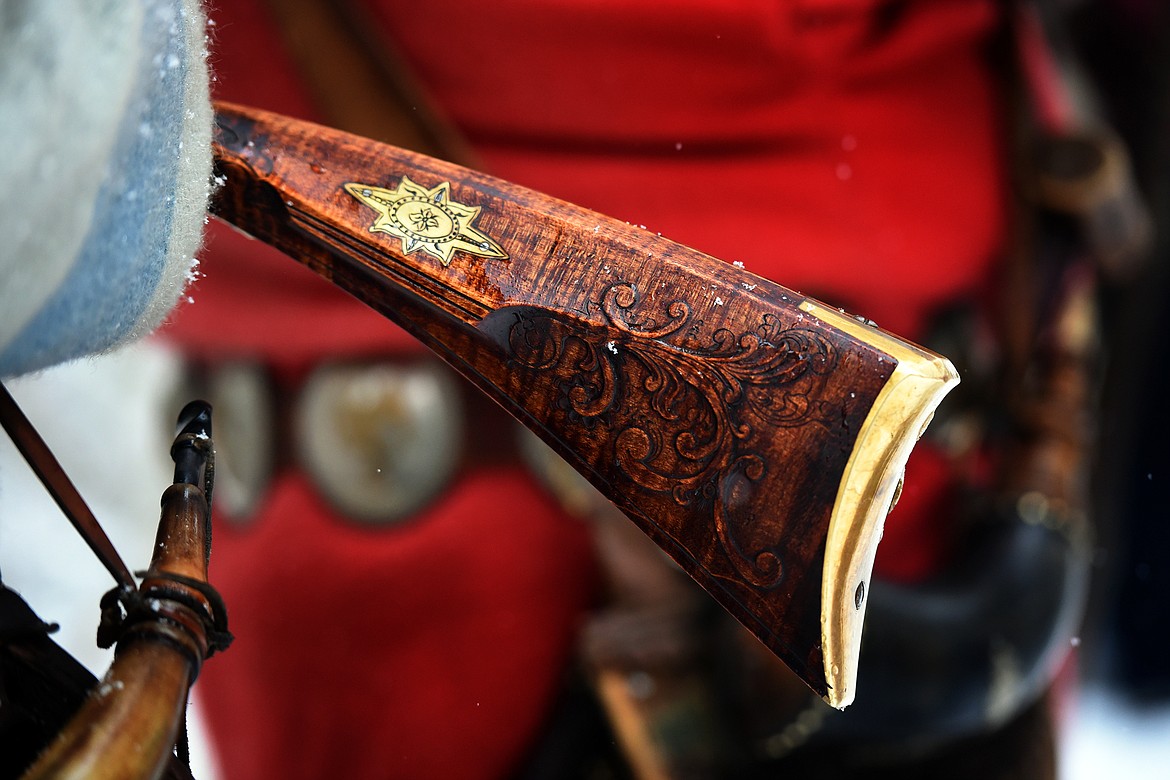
top-left (211, 102), bottom-right (904, 698)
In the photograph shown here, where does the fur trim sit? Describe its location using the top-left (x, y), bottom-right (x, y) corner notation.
top-left (0, 0), bottom-right (211, 377)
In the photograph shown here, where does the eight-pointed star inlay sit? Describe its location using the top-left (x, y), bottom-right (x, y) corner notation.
top-left (344, 176), bottom-right (507, 266)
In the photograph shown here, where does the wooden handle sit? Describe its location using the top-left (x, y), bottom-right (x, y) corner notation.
top-left (23, 403), bottom-right (223, 780)
top-left (210, 101), bottom-right (957, 706)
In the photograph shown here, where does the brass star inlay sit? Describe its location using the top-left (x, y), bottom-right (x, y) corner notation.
top-left (344, 177), bottom-right (507, 266)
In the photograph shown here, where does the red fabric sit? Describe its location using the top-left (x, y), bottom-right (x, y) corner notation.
top-left (363, 0), bottom-right (1006, 339)
top-left (173, 1), bottom-right (1007, 776)
top-left (198, 469), bottom-right (596, 779)
top-left (877, 439), bottom-right (959, 582)
top-left (180, 0), bottom-right (1007, 360)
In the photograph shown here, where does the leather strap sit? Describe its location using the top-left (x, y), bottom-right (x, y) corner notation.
top-left (0, 383), bottom-right (136, 591)
top-left (263, 0), bottom-right (478, 166)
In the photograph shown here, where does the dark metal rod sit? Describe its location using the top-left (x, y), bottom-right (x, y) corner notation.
top-left (0, 381), bottom-right (136, 591)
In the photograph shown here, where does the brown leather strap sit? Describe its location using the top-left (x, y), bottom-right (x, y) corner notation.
top-left (0, 383), bottom-right (136, 591)
top-left (264, 0), bottom-right (478, 166)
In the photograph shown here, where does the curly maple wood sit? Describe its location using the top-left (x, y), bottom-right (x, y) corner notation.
top-left (209, 102), bottom-right (957, 707)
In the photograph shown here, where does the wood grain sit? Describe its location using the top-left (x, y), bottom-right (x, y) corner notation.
top-left (209, 102), bottom-right (943, 701)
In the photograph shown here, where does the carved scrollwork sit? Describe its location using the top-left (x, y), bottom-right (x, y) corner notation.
top-left (504, 283), bottom-right (838, 588)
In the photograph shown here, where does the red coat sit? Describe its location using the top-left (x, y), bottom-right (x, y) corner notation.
top-left (170, 1), bottom-right (1006, 777)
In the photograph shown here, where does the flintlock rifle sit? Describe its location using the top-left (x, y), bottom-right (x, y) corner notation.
top-left (210, 102), bottom-right (958, 708)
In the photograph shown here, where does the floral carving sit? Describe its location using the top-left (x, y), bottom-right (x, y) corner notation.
top-left (504, 283), bottom-right (837, 588)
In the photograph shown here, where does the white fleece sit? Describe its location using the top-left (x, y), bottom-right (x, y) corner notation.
top-left (0, 0), bottom-right (144, 356)
top-left (0, 0), bottom-right (211, 377)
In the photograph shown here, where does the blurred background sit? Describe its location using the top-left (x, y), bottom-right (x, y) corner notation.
top-left (3, 1), bottom-right (1169, 777)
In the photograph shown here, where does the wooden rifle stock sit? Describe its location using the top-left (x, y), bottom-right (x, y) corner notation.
top-left (209, 102), bottom-right (957, 707)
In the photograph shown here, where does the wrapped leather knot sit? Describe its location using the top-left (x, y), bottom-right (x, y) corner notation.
top-left (97, 568), bottom-right (233, 681)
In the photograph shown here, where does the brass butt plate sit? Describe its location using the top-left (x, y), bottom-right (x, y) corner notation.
top-left (801, 302), bottom-right (960, 709)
